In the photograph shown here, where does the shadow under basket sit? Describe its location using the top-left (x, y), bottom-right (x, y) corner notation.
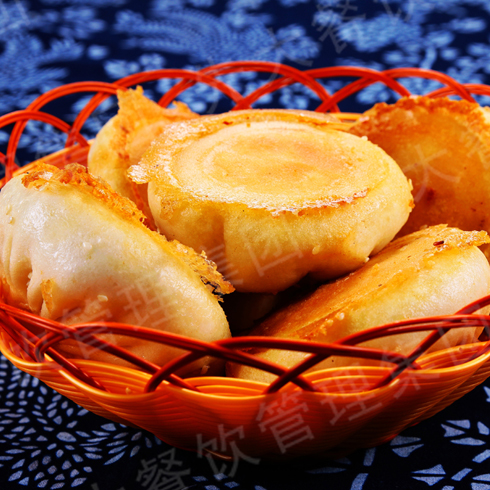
top-left (2, 61), bottom-right (490, 461)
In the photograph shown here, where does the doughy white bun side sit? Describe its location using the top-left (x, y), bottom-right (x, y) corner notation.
top-left (130, 109), bottom-right (414, 293)
top-left (0, 164), bottom-right (231, 376)
top-left (88, 116), bottom-right (132, 198)
top-left (229, 225), bottom-right (490, 383)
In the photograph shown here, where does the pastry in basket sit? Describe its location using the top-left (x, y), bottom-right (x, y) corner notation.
top-left (0, 163), bottom-right (233, 376)
top-left (129, 109), bottom-right (414, 293)
top-left (228, 225), bottom-right (490, 382)
top-left (88, 86), bottom-right (198, 227)
top-left (348, 96), bottom-right (490, 242)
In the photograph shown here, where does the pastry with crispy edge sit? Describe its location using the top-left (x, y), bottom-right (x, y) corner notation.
top-left (0, 163), bottom-right (233, 376)
top-left (129, 109), bottom-right (414, 293)
top-left (229, 225), bottom-right (490, 383)
top-left (88, 86), bottom-right (198, 227)
top-left (349, 96), bottom-right (490, 242)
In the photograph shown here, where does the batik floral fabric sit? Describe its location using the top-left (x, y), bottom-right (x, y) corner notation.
top-left (2, 1), bottom-right (490, 488)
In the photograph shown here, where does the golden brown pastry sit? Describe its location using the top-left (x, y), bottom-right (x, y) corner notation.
top-left (0, 163), bottom-right (232, 376)
top-left (88, 86), bottom-right (198, 225)
top-left (349, 96), bottom-right (490, 240)
top-left (229, 225), bottom-right (490, 383)
top-left (129, 109), bottom-right (413, 293)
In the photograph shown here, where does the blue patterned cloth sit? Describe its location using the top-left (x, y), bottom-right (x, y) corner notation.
top-left (2, 1), bottom-right (490, 489)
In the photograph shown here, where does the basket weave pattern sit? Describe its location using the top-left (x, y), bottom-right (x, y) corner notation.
top-left (1, 61), bottom-right (490, 460)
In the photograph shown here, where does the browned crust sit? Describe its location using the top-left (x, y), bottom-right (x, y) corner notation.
top-left (117, 86), bottom-right (197, 133)
top-left (348, 95), bottom-right (490, 241)
top-left (128, 109), bottom-right (390, 216)
top-left (23, 163), bottom-right (148, 226)
top-left (87, 87), bottom-right (199, 226)
top-left (233, 225), bottom-right (490, 355)
top-left (40, 278), bottom-right (55, 316)
top-left (350, 95), bottom-right (490, 157)
top-left (352, 96), bottom-right (490, 131)
top-left (115, 87), bottom-right (198, 189)
top-left (21, 163), bottom-right (234, 298)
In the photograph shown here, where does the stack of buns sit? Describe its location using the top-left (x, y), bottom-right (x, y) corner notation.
top-left (1, 88), bottom-right (489, 380)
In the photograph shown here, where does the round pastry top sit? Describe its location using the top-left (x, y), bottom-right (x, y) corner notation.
top-left (130, 109), bottom-right (396, 213)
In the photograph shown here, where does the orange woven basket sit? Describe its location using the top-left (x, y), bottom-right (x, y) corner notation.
top-left (2, 61), bottom-right (490, 462)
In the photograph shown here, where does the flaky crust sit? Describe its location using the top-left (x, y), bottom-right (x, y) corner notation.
top-left (0, 163), bottom-right (232, 375)
top-left (229, 225), bottom-right (490, 382)
top-left (349, 96), bottom-right (490, 242)
top-left (87, 87), bottom-right (198, 225)
top-left (129, 109), bottom-right (414, 293)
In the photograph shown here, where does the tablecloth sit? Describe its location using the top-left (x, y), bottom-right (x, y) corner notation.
top-left (2, 1), bottom-right (490, 489)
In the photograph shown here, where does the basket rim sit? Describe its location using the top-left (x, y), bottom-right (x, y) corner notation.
top-left (2, 322), bottom-right (490, 400)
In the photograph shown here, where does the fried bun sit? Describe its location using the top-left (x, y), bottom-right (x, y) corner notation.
top-left (0, 164), bottom-right (232, 376)
top-left (229, 225), bottom-right (490, 382)
top-left (129, 109), bottom-right (414, 293)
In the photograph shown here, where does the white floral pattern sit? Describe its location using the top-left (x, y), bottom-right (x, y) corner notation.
top-left (2, 0), bottom-right (490, 488)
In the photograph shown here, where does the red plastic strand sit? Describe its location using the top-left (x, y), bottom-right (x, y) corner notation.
top-left (0, 310), bottom-right (37, 361)
top-left (41, 323), bottom-right (317, 392)
top-left (157, 61), bottom-right (332, 111)
top-left (144, 344), bottom-right (318, 393)
top-left (32, 325), bottom-right (198, 392)
top-left (64, 69), bottom-right (245, 148)
top-left (0, 110), bottom-right (89, 181)
top-left (427, 83), bottom-right (490, 99)
top-left (119, 68), bottom-right (244, 106)
top-left (455, 294), bottom-right (490, 315)
top-left (2, 63), bottom-right (481, 181)
top-left (371, 329), bottom-right (444, 389)
top-left (1, 302), bottom-right (489, 394)
top-left (0, 305), bottom-right (195, 390)
top-left (263, 347), bottom-right (405, 395)
top-left (6, 83), bottom-right (124, 178)
top-left (384, 67), bottom-right (476, 102)
top-left (308, 67), bottom-right (412, 112)
top-left (0, 309), bottom-right (108, 391)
